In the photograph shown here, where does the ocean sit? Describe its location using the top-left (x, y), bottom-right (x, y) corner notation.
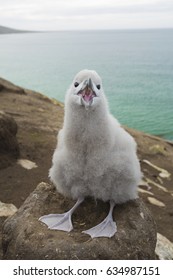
top-left (0, 29), bottom-right (173, 140)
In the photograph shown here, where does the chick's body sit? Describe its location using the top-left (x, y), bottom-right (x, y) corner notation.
top-left (49, 70), bottom-right (141, 204)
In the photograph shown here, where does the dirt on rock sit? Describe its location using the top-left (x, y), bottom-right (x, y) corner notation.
top-left (0, 77), bottom-right (173, 259)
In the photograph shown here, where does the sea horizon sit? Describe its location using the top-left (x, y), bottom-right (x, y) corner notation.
top-left (1, 24), bottom-right (173, 32)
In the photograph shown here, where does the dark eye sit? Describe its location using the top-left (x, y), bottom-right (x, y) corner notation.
top-left (74, 82), bottom-right (79, 87)
top-left (96, 84), bottom-right (101, 90)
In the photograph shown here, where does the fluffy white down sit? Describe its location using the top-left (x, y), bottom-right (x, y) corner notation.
top-left (49, 70), bottom-right (141, 203)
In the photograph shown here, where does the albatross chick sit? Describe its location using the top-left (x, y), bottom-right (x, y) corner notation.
top-left (39, 69), bottom-right (141, 238)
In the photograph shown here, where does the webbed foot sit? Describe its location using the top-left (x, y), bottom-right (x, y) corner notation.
top-left (39, 212), bottom-right (73, 231)
top-left (39, 197), bottom-right (84, 232)
top-left (82, 200), bottom-right (117, 238)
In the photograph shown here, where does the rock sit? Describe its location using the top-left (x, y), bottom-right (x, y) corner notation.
top-left (155, 233), bottom-right (173, 260)
top-left (0, 201), bottom-right (17, 259)
top-left (0, 217), bottom-right (6, 259)
top-left (17, 159), bottom-right (38, 170)
top-left (147, 197), bottom-right (165, 207)
top-left (143, 159), bottom-right (171, 179)
top-left (0, 111), bottom-right (19, 169)
top-left (144, 177), bottom-right (169, 193)
top-left (2, 182), bottom-right (157, 260)
top-left (138, 187), bottom-right (154, 196)
top-left (0, 201), bottom-right (18, 217)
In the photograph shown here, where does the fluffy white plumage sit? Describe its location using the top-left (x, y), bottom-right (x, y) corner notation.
top-left (49, 69), bottom-right (141, 203)
top-left (40, 69), bottom-right (142, 238)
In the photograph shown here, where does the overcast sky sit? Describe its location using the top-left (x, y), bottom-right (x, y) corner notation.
top-left (0, 0), bottom-right (173, 31)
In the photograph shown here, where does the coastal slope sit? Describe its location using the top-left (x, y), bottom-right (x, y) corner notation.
top-left (0, 77), bottom-right (173, 258)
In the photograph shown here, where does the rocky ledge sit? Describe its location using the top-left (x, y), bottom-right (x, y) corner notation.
top-left (2, 182), bottom-right (156, 260)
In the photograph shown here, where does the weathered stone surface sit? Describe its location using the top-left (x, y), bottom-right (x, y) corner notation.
top-left (0, 217), bottom-right (6, 259)
top-left (155, 233), bottom-right (173, 260)
top-left (2, 182), bottom-right (157, 260)
top-left (0, 111), bottom-right (19, 169)
top-left (0, 201), bottom-right (18, 217)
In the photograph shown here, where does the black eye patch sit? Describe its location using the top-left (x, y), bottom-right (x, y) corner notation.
top-left (74, 82), bottom-right (79, 87)
top-left (96, 85), bottom-right (101, 90)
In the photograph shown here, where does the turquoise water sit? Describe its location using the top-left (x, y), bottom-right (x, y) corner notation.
top-left (0, 29), bottom-right (173, 140)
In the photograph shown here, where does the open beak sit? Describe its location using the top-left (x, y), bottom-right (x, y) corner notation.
top-left (75, 78), bottom-right (98, 106)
